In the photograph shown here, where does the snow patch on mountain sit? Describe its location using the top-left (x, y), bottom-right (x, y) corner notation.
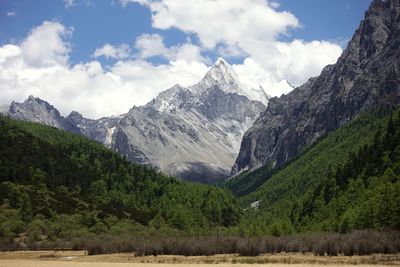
top-left (190, 57), bottom-right (270, 105)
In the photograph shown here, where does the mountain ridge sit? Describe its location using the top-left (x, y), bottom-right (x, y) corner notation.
top-left (4, 58), bottom-right (268, 183)
top-left (113, 65), bottom-right (266, 182)
top-left (232, 0), bottom-right (400, 175)
top-left (7, 95), bottom-right (82, 135)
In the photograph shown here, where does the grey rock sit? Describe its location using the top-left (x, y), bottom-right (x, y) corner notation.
top-left (8, 96), bottom-right (81, 134)
top-left (112, 59), bottom-right (266, 183)
top-left (66, 111), bottom-right (121, 147)
top-left (232, 0), bottom-right (400, 174)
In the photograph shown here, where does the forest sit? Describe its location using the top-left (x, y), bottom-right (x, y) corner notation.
top-left (0, 106), bottom-right (399, 255)
top-left (0, 115), bottom-right (240, 249)
top-left (228, 107), bottom-right (400, 236)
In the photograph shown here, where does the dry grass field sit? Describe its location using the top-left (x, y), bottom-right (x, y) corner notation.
top-left (0, 251), bottom-right (399, 267)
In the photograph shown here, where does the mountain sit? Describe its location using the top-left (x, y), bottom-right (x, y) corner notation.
top-left (113, 58), bottom-right (266, 183)
top-left (66, 111), bottom-right (121, 147)
top-left (232, 0), bottom-right (400, 175)
top-left (6, 98), bottom-right (121, 148)
top-left (5, 58), bottom-right (267, 183)
top-left (7, 96), bottom-right (81, 135)
top-left (189, 57), bottom-right (269, 105)
top-left (0, 110), bottom-right (399, 254)
top-left (227, 106), bottom-right (400, 235)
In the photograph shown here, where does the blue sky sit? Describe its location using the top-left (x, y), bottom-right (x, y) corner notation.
top-left (1, 0), bottom-right (371, 64)
top-left (0, 0), bottom-right (372, 118)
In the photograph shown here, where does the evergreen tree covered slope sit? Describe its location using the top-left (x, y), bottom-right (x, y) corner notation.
top-left (229, 108), bottom-right (400, 235)
top-left (0, 116), bottom-right (241, 243)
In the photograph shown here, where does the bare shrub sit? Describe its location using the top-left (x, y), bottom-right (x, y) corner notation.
top-left (3, 229), bottom-right (399, 257)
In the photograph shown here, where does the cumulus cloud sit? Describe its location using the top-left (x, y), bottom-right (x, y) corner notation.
top-left (122, 0), bottom-right (343, 91)
top-left (134, 33), bottom-right (206, 63)
top-left (124, 0), bottom-right (299, 48)
top-left (1, 1), bottom-right (345, 118)
top-left (93, 43), bottom-right (130, 59)
top-left (134, 34), bottom-right (169, 58)
top-left (6, 11), bottom-right (16, 17)
top-left (233, 58), bottom-right (293, 97)
top-left (0, 21), bottom-right (209, 118)
top-left (273, 40), bottom-right (342, 85)
top-left (20, 21), bottom-right (72, 67)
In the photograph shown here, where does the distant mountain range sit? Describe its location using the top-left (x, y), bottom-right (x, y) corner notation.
top-left (4, 1), bottom-right (399, 185)
top-left (2, 58), bottom-right (269, 183)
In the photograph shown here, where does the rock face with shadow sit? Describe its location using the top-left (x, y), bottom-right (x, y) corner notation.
top-left (113, 58), bottom-right (267, 183)
top-left (232, 0), bottom-right (400, 175)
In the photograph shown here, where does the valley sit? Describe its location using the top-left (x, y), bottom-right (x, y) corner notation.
top-left (0, 0), bottom-right (400, 265)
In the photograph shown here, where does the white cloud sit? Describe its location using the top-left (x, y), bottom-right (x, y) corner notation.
top-left (233, 57), bottom-right (293, 97)
top-left (134, 33), bottom-right (206, 63)
top-left (0, 21), bottom-right (209, 118)
top-left (1, 0), bottom-right (345, 118)
top-left (64, 0), bottom-right (75, 8)
top-left (171, 42), bottom-right (206, 63)
top-left (123, 0), bottom-right (343, 94)
top-left (63, 0), bottom-right (93, 9)
top-left (273, 40), bottom-right (342, 86)
top-left (125, 0), bottom-right (299, 48)
top-left (93, 43), bottom-right (130, 59)
top-left (217, 44), bottom-right (246, 58)
top-left (134, 34), bottom-right (169, 58)
top-left (6, 11), bottom-right (16, 17)
top-left (270, 1), bottom-right (280, 9)
top-left (20, 21), bottom-right (72, 67)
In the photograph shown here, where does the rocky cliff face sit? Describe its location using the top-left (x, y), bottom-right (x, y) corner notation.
top-left (113, 58), bottom-right (266, 183)
top-left (7, 96), bottom-right (81, 134)
top-left (232, 0), bottom-right (400, 174)
top-left (66, 111), bottom-right (121, 147)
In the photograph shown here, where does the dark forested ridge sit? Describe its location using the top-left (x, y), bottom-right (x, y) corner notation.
top-left (227, 108), bottom-right (400, 236)
top-left (0, 116), bottom-right (240, 249)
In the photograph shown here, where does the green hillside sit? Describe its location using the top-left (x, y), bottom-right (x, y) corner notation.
top-left (227, 108), bottom-right (400, 236)
top-left (0, 116), bottom-right (240, 248)
top-left (1, 107), bottom-right (399, 253)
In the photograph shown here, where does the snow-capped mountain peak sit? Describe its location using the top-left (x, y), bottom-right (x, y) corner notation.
top-left (190, 57), bottom-right (240, 94)
top-left (205, 57), bottom-right (240, 87)
top-left (189, 57), bottom-right (269, 105)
